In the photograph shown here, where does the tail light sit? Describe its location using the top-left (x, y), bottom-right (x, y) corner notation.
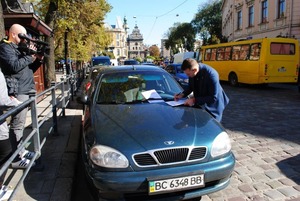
top-left (85, 82), bottom-right (91, 91)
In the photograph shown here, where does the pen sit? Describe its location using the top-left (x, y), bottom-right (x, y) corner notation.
top-left (176, 92), bottom-right (183, 96)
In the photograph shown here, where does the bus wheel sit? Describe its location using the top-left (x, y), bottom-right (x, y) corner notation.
top-left (229, 73), bottom-right (239, 86)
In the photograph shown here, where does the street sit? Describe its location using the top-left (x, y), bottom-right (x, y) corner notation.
top-left (73, 83), bottom-right (300, 201)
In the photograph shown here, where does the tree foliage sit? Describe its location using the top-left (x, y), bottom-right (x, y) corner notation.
top-left (33, 0), bottom-right (112, 62)
top-left (149, 45), bottom-right (160, 58)
top-left (164, 22), bottom-right (196, 54)
top-left (191, 0), bottom-right (226, 45)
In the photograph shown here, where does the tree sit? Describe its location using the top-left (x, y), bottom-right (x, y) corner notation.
top-left (149, 45), bottom-right (160, 58)
top-left (191, 0), bottom-right (226, 45)
top-left (164, 22), bottom-right (196, 54)
top-left (32, 0), bottom-right (112, 86)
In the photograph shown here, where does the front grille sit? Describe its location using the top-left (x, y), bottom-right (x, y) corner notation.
top-left (133, 146), bottom-right (207, 167)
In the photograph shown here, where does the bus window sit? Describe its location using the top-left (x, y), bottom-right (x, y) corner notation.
top-left (250, 43), bottom-right (261, 60)
top-left (240, 45), bottom-right (250, 60)
top-left (232, 45), bottom-right (240, 60)
top-left (225, 47), bottom-right (231, 61)
top-left (270, 43), bottom-right (295, 55)
top-left (217, 47), bottom-right (225, 61)
top-left (204, 49), bottom-right (211, 61)
top-left (211, 49), bottom-right (217, 61)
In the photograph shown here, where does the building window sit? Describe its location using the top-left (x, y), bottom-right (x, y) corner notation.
top-left (117, 41), bottom-right (120, 46)
top-left (117, 49), bottom-right (120, 56)
top-left (237, 10), bottom-right (242, 30)
top-left (248, 6), bottom-right (254, 27)
top-left (278, 0), bottom-right (285, 18)
top-left (261, 0), bottom-right (268, 23)
top-left (116, 34), bottom-right (119, 39)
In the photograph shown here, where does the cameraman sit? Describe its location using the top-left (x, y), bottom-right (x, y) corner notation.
top-left (0, 24), bottom-right (43, 168)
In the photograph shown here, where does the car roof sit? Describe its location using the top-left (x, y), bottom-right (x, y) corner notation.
top-left (99, 65), bottom-right (164, 73)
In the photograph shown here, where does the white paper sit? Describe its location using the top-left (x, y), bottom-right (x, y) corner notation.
top-left (141, 90), bottom-right (164, 103)
top-left (165, 99), bottom-right (186, 107)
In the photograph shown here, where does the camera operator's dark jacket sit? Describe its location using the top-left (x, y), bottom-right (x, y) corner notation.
top-left (0, 39), bottom-right (41, 95)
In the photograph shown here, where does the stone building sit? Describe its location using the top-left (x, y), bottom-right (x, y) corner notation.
top-left (127, 24), bottom-right (148, 60)
top-left (221, 0), bottom-right (300, 42)
top-left (105, 16), bottom-right (129, 62)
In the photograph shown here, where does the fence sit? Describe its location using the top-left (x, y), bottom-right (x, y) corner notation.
top-left (0, 72), bottom-right (81, 201)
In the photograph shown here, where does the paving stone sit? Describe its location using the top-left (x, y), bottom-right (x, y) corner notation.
top-left (277, 186), bottom-right (300, 197)
top-left (238, 184), bottom-right (255, 193)
top-left (263, 189), bottom-right (286, 200)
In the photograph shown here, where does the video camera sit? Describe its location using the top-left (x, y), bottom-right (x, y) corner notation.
top-left (18, 33), bottom-right (50, 57)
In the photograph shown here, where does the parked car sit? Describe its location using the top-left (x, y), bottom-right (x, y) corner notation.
top-left (164, 63), bottom-right (189, 90)
top-left (80, 65), bottom-right (235, 201)
top-left (91, 56), bottom-right (111, 66)
top-left (124, 59), bottom-right (140, 65)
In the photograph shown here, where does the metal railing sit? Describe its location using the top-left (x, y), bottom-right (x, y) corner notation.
top-left (0, 72), bottom-right (80, 201)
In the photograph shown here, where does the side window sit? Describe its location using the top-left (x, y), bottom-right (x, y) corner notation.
top-left (250, 43), bottom-right (261, 60)
top-left (204, 49), bottom-right (211, 61)
top-left (211, 48), bottom-right (217, 61)
top-left (224, 46), bottom-right (232, 61)
top-left (240, 45), bottom-right (250, 60)
top-left (217, 47), bottom-right (225, 61)
top-left (232, 45), bottom-right (241, 61)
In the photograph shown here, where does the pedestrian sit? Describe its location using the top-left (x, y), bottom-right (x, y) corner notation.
top-left (0, 68), bottom-right (22, 197)
top-left (0, 24), bottom-right (43, 168)
top-left (174, 58), bottom-right (229, 122)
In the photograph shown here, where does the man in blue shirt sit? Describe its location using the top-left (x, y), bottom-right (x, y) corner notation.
top-left (174, 58), bottom-right (229, 122)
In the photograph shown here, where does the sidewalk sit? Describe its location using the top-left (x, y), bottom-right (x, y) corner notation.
top-left (2, 74), bottom-right (83, 201)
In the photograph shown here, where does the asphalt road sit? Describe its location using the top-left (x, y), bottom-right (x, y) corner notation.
top-left (72, 82), bottom-right (300, 201)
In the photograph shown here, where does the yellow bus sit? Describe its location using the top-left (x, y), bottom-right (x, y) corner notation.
top-left (199, 38), bottom-right (299, 86)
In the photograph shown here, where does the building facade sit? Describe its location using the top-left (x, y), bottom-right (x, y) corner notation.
top-left (222, 0), bottom-right (300, 42)
top-left (127, 24), bottom-right (148, 60)
top-left (105, 16), bottom-right (128, 62)
top-left (160, 39), bottom-right (171, 60)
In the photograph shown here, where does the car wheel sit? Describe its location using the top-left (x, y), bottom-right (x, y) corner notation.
top-left (229, 72), bottom-right (239, 87)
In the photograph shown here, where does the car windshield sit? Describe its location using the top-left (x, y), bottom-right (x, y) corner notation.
top-left (96, 71), bottom-right (182, 104)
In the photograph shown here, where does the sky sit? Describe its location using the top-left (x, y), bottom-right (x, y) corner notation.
top-left (104, 0), bottom-right (209, 47)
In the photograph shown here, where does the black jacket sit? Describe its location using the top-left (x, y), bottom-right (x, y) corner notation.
top-left (0, 39), bottom-right (41, 95)
top-left (182, 63), bottom-right (229, 122)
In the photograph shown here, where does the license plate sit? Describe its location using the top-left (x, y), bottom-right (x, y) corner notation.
top-left (148, 174), bottom-right (204, 195)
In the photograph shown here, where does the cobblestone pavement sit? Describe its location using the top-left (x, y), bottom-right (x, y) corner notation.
top-left (201, 83), bottom-right (300, 201)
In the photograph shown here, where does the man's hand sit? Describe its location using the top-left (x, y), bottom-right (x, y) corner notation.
top-left (174, 93), bottom-right (184, 101)
top-left (184, 98), bottom-right (195, 106)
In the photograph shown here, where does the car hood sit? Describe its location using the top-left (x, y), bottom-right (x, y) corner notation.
top-left (89, 103), bottom-right (224, 153)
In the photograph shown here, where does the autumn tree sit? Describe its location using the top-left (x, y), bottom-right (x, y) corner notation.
top-left (149, 45), bottom-right (160, 58)
top-left (32, 0), bottom-right (112, 87)
top-left (191, 0), bottom-right (226, 45)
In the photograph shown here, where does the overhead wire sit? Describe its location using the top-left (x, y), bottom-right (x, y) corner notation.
top-left (145, 0), bottom-right (189, 44)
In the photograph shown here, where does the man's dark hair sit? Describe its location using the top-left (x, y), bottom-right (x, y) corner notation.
top-left (181, 58), bottom-right (198, 71)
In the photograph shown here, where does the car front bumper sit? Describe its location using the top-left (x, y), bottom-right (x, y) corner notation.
top-left (84, 152), bottom-right (235, 200)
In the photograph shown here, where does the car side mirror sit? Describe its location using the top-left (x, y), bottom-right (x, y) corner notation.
top-left (77, 95), bottom-right (90, 105)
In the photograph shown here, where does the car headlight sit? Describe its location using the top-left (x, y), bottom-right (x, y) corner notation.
top-left (89, 145), bottom-right (129, 168)
top-left (211, 131), bottom-right (232, 158)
